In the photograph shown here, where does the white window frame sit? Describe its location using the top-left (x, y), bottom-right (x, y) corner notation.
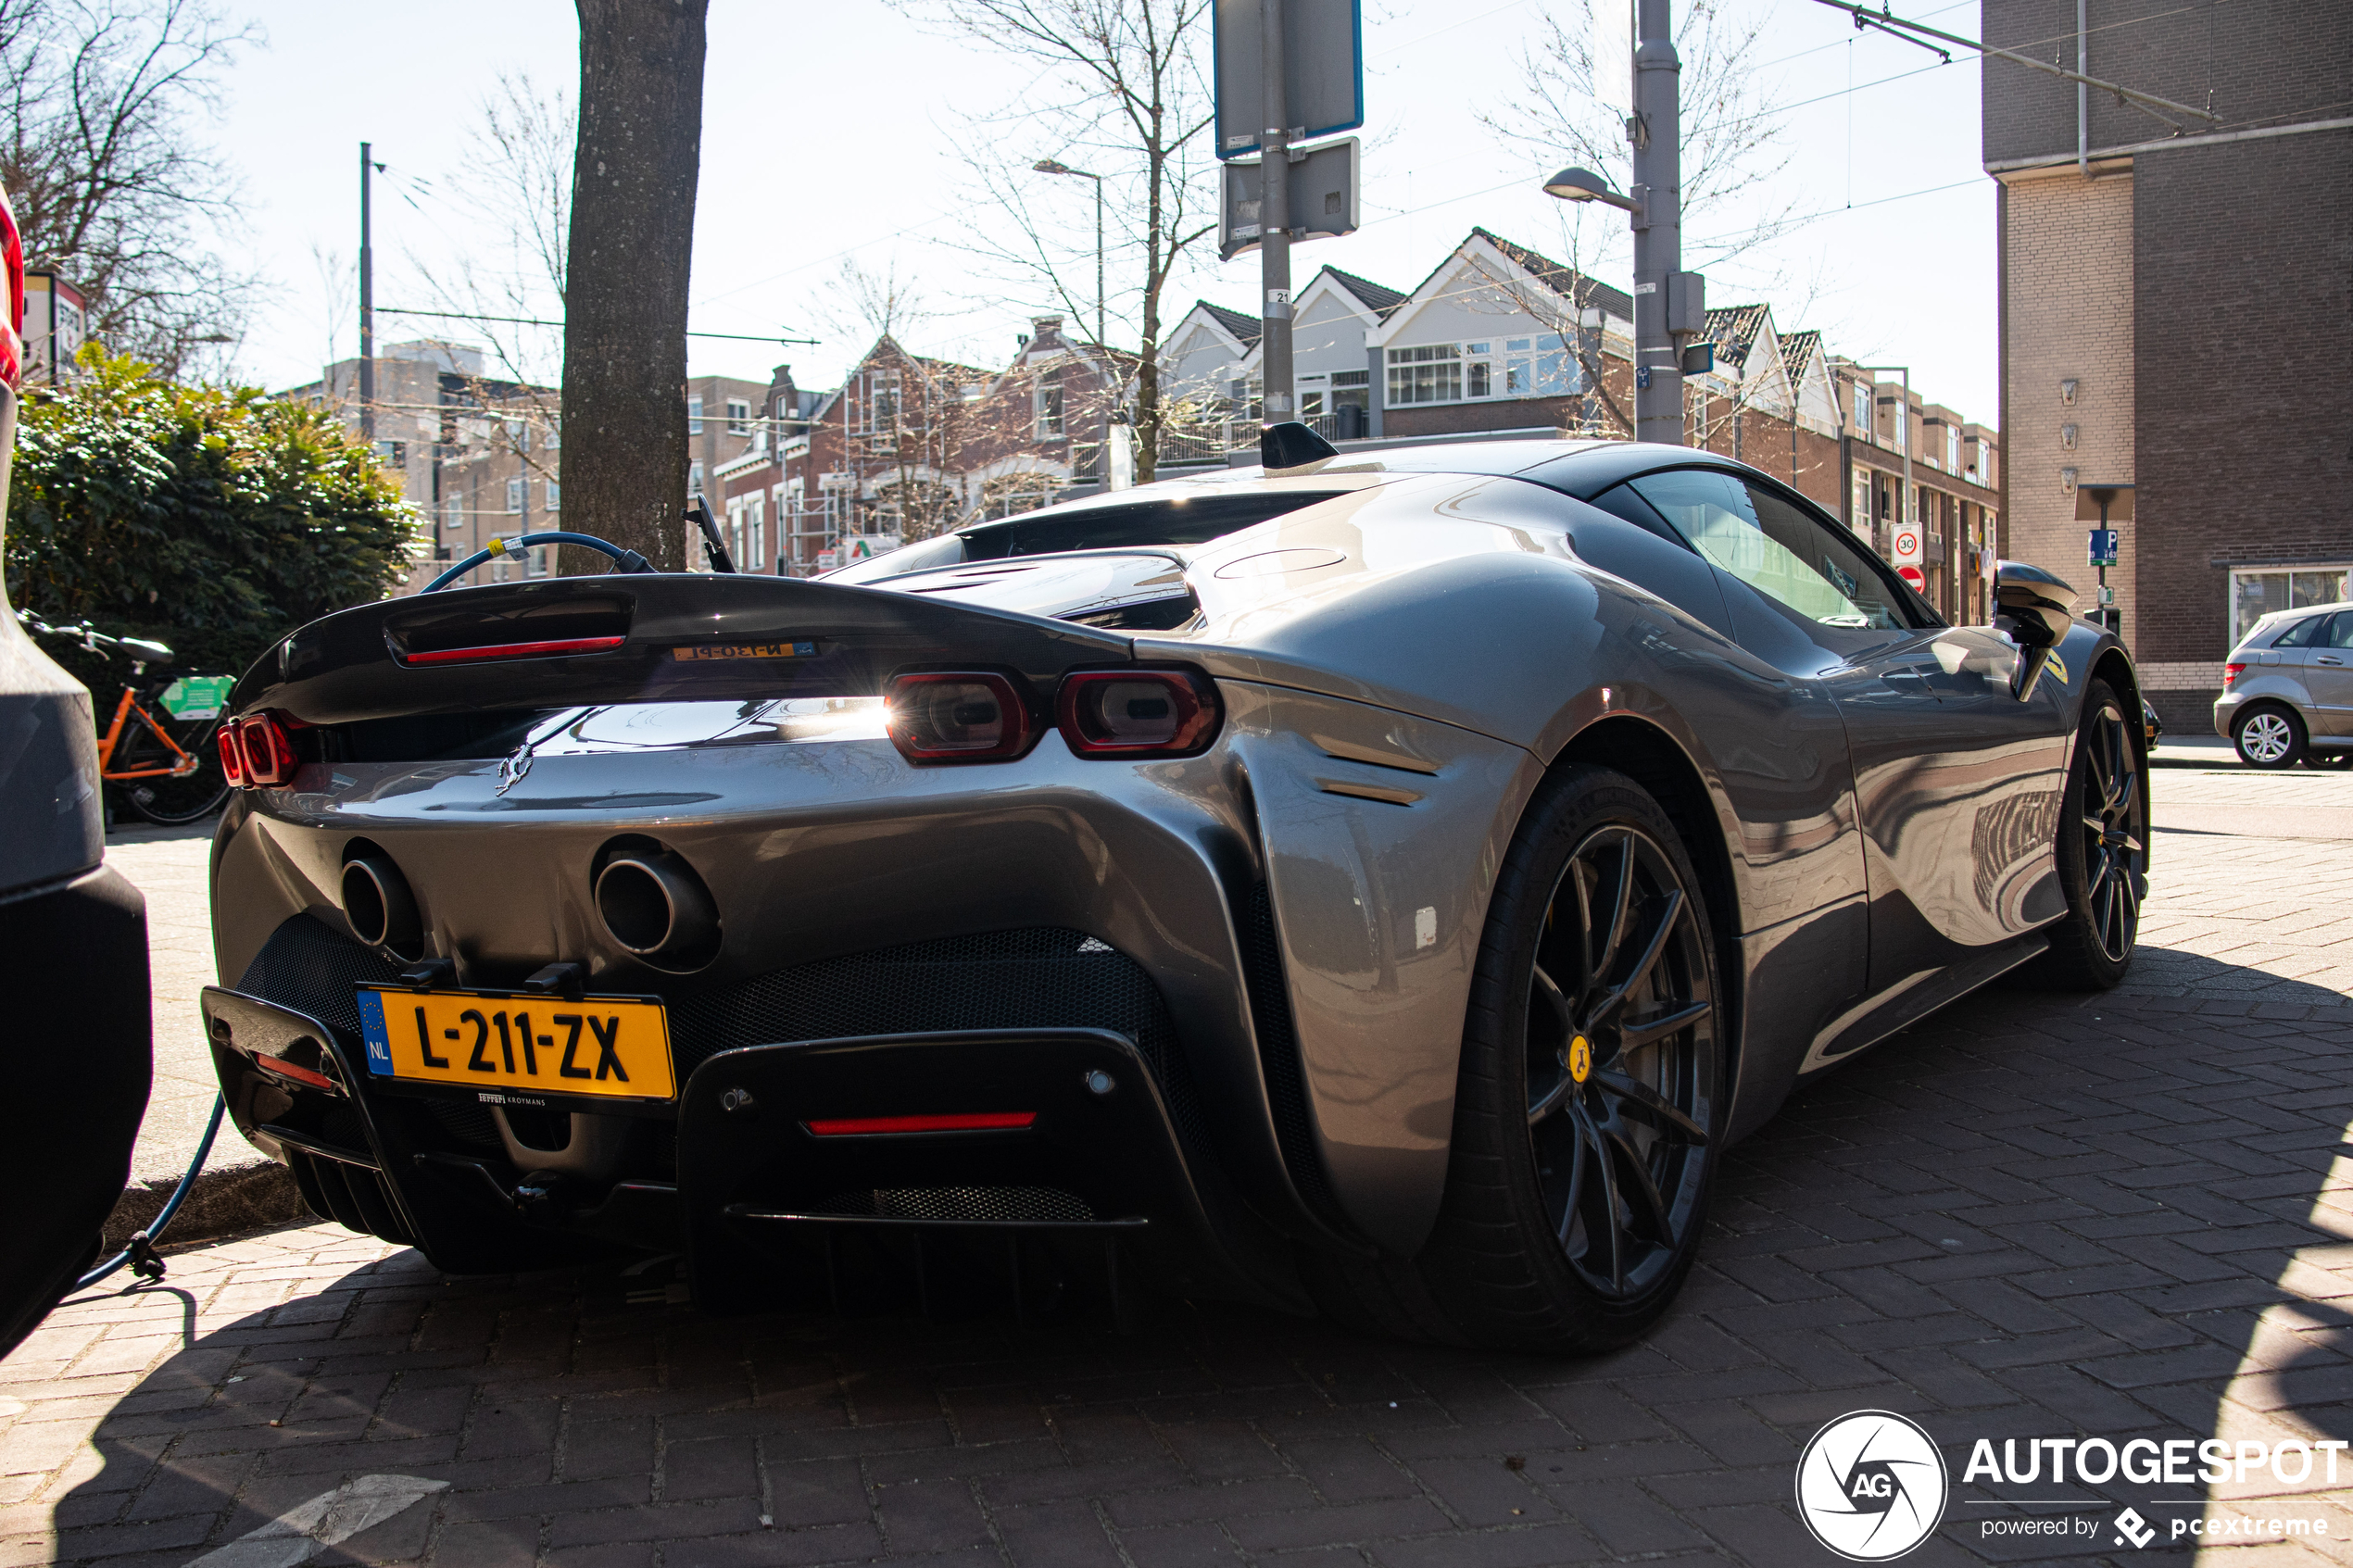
top-left (1386, 335), bottom-right (1580, 408)
top-left (726, 398), bottom-right (751, 435)
top-left (2230, 564), bottom-right (2353, 646)
top-left (1034, 366), bottom-right (1065, 439)
top-left (687, 395), bottom-right (704, 435)
top-left (444, 498), bottom-right (466, 533)
top-left (544, 479), bottom-right (560, 512)
top-left (505, 477), bottom-right (524, 514)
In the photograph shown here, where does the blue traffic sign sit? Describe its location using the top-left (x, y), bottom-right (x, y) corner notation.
top-left (2087, 528), bottom-right (2120, 566)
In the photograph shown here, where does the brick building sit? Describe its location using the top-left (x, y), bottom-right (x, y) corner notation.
top-left (1983, 0), bottom-right (2353, 724)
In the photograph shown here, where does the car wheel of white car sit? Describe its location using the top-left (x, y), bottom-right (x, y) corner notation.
top-left (2233, 705), bottom-right (2304, 769)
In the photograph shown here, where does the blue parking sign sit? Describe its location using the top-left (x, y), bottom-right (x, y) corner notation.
top-left (2087, 528), bottom-right (2120, 566)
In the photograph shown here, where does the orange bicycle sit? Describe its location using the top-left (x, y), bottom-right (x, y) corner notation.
top-left (23, 613), bottom-right (233, 825)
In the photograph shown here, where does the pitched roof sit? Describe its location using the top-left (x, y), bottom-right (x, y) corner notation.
top-left (1700, 305), bottom-right (1771, 366)
top-left (1319, 265), bottom-right (1408, 320)
top-left (1195, 300), bottom-right (1263, 348)
top-left (1466, 227), bottom-right (1635, 320)
top-left (1781, 329), bottom-right (1824, 378)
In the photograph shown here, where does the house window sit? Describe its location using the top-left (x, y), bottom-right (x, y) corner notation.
top-left (1387, 344), bottom-right (1461, 406)
top-left (543, 421), bottom-right (560, 450)
top-left (726, 398), bottom-right (750, 435)
top-left (1466, 343), bottom-right (1492, 399)
top-left (2231, 567), bottom-right (2353, 646)
top-left (863, 372), bottom-right (901, 434)
top-left (545, 479), bottom-right (560, 511)
top-left (505, 477), bottom-right (524, 514)
top-left (687, 395), bottom-right (704, 435)
top-left (1502, 335), bottom-right (1578, 397)
top-left (527, 545), bottom-right (548, 577)
top-left (1035, 366), bottom-right (1064, 438)
top-left (749, 498), bottom-right (764, 571)
top-left (687, 460), bottom-right (703, 495)
top-left (1947, 424), bottom-right (1961, 474)
top-left (444, 498), bottom-right (465, 532)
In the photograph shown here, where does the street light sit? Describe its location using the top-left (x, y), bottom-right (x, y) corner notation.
top-left (1032, 158), bottom-right (1104, 349)
top-left (1541, 166), bottom-right (1644, 221)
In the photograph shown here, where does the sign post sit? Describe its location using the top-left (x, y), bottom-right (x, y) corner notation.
top-left (1214, 0), bottom-right (1363, 435)
top-left (2076, 483), bottom-right (2133, 637)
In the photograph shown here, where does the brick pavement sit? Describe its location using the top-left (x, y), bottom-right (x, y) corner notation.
top-left (6, 771), bottom-right (2352, 1566)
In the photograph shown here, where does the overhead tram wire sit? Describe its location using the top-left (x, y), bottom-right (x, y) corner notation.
top-left (375, 306), bottom-right (817, 345)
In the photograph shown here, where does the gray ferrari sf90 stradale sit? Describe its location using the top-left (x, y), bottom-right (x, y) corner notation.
top-left (198, 431), bottom-right (2143, 1351)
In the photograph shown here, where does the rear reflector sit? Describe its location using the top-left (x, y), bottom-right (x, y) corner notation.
top-left (252, 1054), bottom-right (337, 1092)
top-left (1056, 667), bottom-right (1221, 758)
top-left (885, 671), bottom-right (1036, 763)
top-left (804, 1111), bottom-right (1038, 1136)
top-left (402, 634), bottom-right (626, 666)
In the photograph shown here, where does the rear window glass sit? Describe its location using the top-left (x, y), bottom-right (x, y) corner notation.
top-left (2272, 615), bottom-right (2325, 648)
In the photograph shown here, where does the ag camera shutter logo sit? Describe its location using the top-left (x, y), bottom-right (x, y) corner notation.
top-left (1795, 1411), bottom-right (1949, 1560)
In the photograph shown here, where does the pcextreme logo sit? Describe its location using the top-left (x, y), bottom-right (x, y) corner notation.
top-left (1795, 1411), bottom-right (1949, 1561)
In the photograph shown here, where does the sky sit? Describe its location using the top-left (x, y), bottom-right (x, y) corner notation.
top-left (212, 0), bottom-right (1999, 422)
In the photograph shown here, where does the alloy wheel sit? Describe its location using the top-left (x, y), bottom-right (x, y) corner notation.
top-left (2240, 711), bottom-right (2294, 765)
top-left (1524, 826), bottom-right (1718, 1301)
top-left (2080, 701), bottom-right (2145, 962)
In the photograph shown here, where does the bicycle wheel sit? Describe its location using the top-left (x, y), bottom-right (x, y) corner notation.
top-left (112, 709), bottom-right (231, 825)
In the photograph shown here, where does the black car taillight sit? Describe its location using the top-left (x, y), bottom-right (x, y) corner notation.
top-left (237, 713), bottom-right (299, 786)
top-left (885, 671), bottom-right (1036, 764)
top-left (1056, 668), bottom-right (1221, 758)
top-left (217, 723), bottom-right (250, 786)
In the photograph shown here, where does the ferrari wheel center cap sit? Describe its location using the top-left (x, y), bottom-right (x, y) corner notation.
top-left (1567, 1035), bottom-right (1592, 1084)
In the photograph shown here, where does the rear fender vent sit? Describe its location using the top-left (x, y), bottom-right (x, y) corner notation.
top-left (1239, 884), bottom-right (1350, 1231)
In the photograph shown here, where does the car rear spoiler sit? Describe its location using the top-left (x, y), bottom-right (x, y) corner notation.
top-left (228, 573), bottom-right (1138, 726)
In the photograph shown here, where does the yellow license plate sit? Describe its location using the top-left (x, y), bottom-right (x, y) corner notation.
top-left (355, 986), bottom-right (677, 1101)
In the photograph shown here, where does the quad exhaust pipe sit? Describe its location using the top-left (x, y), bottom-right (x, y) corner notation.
top-left (595, 847), bottom-right (720, 969)
top-left (341, 851), bottom-right (422, 955)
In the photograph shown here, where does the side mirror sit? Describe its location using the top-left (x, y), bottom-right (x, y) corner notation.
top-left (1993, 560), bottom-right (2078, 701)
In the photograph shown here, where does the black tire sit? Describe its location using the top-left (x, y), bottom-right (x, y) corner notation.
top-left (1352, 764), bottom-right (1724, 1354)
top-left (2233, 704), bottom-right (2305, 769)
top-left (2028, 680), bottom-right (2146, 990)
top-left (114, 712), bottom-right (231, 825)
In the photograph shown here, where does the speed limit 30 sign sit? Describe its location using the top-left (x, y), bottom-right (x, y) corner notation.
top-left (1893, 528), bottom-right (1922, 562)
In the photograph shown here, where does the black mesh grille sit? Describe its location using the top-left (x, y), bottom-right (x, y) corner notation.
top-left (422, 1099), bottom-right (505, 1155)
top-left (670, 927), bottom-right (1209, 1153)
top-left (1239, 884), bottom-right (1344, 1225)
top-left (814, 1185), bottom-right (1095, 1223)
top-left (235, 914), bottom-right (406, 1047)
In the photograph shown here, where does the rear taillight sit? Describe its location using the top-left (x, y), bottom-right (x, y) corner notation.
top-left (235, 713), bottom-right (298, 786)
top-left (2224, 662), bottom-right (2245, 690)
top-left (1056, 668), bottom-right (1221, 758)
top-left (217, 724), bottom-right (250, 786)
top-left (0, 186), bottom-right (22, 391)
top-left (885, 671), bottom-right (1036, 764)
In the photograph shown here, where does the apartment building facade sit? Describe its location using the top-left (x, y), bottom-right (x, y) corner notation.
top-left (1983, 0), bottom-right (2352, 723)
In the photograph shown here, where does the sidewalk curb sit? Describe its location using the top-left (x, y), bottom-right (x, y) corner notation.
top-left (104, 1157), bottom-right (310, 1250)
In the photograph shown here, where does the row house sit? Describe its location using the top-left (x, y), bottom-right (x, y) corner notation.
top-left (1162, 225), bottom-right (2004, 623)
top-left (715, 319), bottom-right (1129, 577)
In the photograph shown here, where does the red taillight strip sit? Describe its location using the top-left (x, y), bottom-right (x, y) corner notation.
top-left (402, 634), bottom-right (627, 666)
top-left (217, 724), bottom-right (249, 786)
top-left (803, 1111), bottom-right (1038, 1136)
top-left (253, 1054), bottom-right (337, 1093)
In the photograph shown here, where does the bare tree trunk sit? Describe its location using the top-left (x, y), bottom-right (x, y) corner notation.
top-left (560, 0), bottom-right (708, 573)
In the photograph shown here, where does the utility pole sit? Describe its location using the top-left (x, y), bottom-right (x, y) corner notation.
top-left (1257, 0), bottom-right (1293, 426)
top-left (359, 142), bottom-right (375, 444)
top-left (1629, 0), bottom-right (1681, 445)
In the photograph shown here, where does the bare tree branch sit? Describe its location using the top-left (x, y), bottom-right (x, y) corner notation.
top-left (0, 0), bottom-right (259, 376)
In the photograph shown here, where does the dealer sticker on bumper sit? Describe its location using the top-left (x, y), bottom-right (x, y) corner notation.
top-left (355, 985), bottom-right (677, 1101)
